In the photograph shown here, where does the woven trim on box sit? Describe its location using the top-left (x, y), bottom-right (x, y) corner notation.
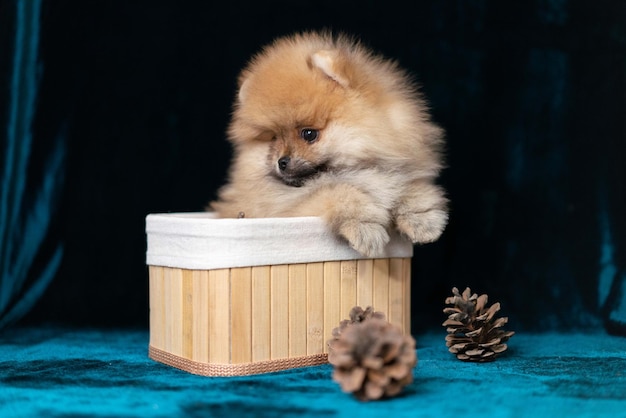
top-left (149, 345), bottom-right (329, 377)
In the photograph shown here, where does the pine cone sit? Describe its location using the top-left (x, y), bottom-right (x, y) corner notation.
top-left (328, 307), bottom-right (416, 401)
top-left (442, 287), bottom-right (514, 362)
top-left (330, 306), bottom-right (386, 341)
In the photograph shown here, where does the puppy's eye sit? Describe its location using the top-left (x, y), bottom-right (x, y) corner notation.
top-left (300, 128), bottom-right (319, 143)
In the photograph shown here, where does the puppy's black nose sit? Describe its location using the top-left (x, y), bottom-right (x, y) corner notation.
top-left (278, 156), bottom-right (290, 171)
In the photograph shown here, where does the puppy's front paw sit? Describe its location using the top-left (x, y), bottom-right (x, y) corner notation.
top-left (396, 209), bottom-right (448, 244)
top-left (338, 220), bottom-right (390, 257)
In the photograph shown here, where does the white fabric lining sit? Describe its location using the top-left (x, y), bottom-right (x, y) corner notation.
top-left (145, 212), bottom-right (413, 270)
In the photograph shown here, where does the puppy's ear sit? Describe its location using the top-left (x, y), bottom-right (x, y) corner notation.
top-left (237, 76), bottom-right (250, 103)
top-left (310, 50), bottom-right (350, 88)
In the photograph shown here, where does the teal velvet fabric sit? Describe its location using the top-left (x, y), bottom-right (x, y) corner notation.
top-left (1, 327), bottom-right (624, 417)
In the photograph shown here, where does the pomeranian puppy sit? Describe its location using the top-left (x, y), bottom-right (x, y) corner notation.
top-left (210, 31), bottom-right (448, 257)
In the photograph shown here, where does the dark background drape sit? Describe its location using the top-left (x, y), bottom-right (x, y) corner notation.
top-left (2, 0), bottom-right (625, 334)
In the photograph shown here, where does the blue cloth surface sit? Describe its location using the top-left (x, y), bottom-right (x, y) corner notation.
top-left (1, 327), bottom-right (625, 418)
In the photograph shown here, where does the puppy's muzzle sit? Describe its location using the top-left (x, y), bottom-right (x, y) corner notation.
top-left (275, 156), bottom-right (324, 187)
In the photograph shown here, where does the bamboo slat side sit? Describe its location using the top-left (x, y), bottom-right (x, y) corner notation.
top-left (388, 258), bottom-right (405, 330)
top-left (356, 259), bottom-right (374, 309)
top-left (288, 264), bottom-right (307, 357)
top-left (231, 267), bottom-right (252, 364)
top-left (340, 260), bottom-right (357, 321)
top-left (182, 269), bottom-right (194, 360)
top-left (208, 268), bottom-right (231, 363)
top-left (306, 262), bottom-right (325, 355)
top-left (251, 266), bottom-right (271, 362)
top-left (403, 258), bottom-right (412, 335)
top-left (162, 267), bottom-right (173, 354)
top-left (323, 261), bottom-right (341, 353)
top-left (163, 267), bottom-right (184, 357)
top-left (270, 264), bottom-right (289, 359)
top-left (372, 259), bottom-right (390, 319)
top-left (149, 266), bottom-right (164, 350)
top-left (191, 270), bottom-right (210, 363)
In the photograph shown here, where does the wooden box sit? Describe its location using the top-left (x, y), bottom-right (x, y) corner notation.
top-left (145, 212), bottom-right (413, 376)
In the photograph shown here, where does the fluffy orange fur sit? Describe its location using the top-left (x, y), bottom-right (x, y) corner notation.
top-left (211, 31), bottom-right (448, 256)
